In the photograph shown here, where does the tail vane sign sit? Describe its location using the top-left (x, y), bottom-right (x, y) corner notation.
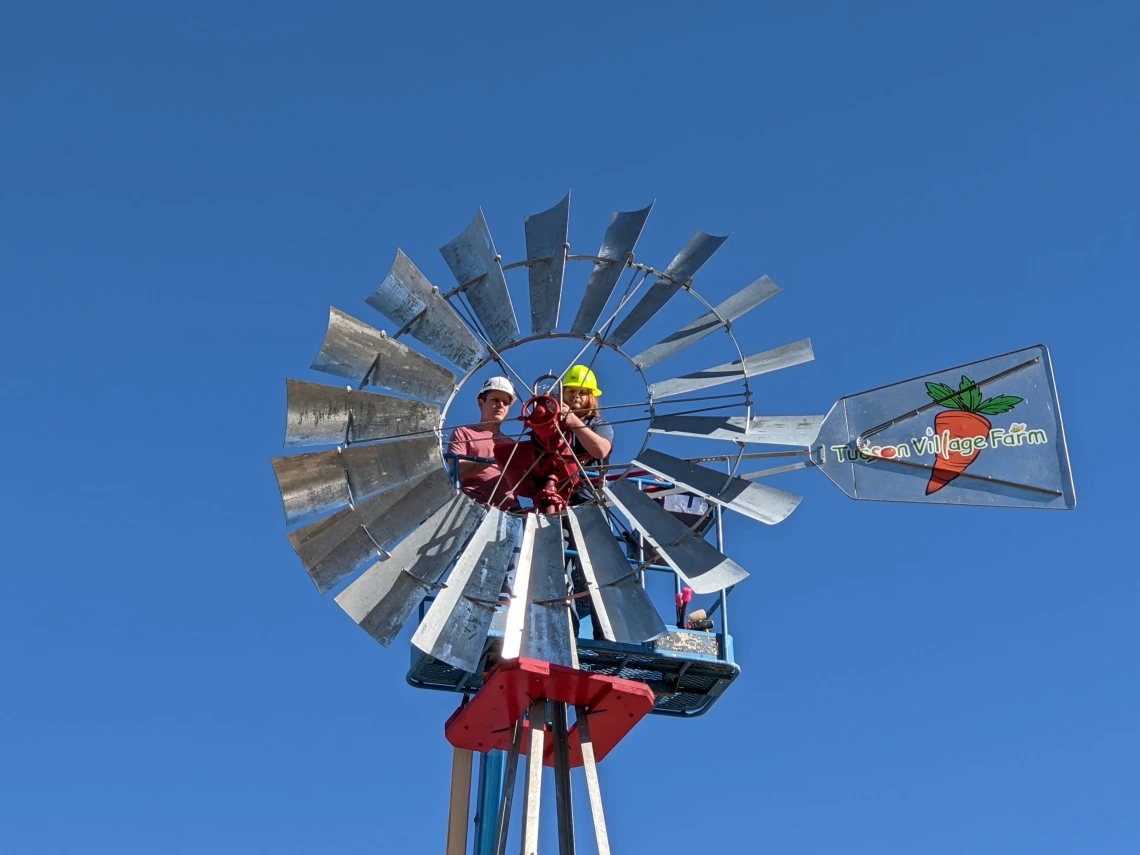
top-left (815, 345), bottom-right (1075, 509)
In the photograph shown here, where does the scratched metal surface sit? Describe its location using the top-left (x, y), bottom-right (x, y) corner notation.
top-left (311, 307), bottom-right (457, 403)
top-left (335, 494), bottom-right (484, 646)
top-left (283, 379), bottom-right (439, 447)
top-left (632, 275), bottom-right (782, 369)
top-left (605, 480), bottom-right (748, 595)
top-left (287, 469), bottom-right (455, 594)
top-left (648, 338), bottom-right (815, 399)
top-left (570, 204), bottom-right (653, 336)
top-left (365, 249), bottom-right (484, 371)
top-left (524, 193), bottom-right (569, 336)
top-left (271, 436), bottom-right (442, 525)
top-left (607, 231), bottom-right (728, 347)
top-left (517, 515), bottom-right (575, 667)
top-left (634, 448), bottom-right (802, 526)
top-left (412, 509), bottom-right (523, 672)
top-left (649, 414), bottom-right (824, 447)
top-left (439, 209), bottom-right (520, 349)
top-left (566, 504), bottom-right (667, 644)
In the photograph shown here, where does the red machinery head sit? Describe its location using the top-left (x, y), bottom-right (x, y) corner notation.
top-left (493, 393), bottom-right (582, 514)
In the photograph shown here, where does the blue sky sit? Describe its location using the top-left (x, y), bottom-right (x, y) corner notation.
top-left (2, 2), bottom-right (1137, 853)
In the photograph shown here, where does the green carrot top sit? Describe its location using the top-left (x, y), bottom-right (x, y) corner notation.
top-left (926, 375), bottom-right (1023, 415)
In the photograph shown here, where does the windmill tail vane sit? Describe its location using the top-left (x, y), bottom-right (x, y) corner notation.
top-left (270, 192), bottom-right (1075, 853)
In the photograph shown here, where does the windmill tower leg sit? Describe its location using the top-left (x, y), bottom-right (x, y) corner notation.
top-left (446, 747), bottom-right (474, 855)
top-left (550, 703), bottom-right (576, 854)
top-left (520, 700), bottom-right (548, 855)
top-left (575, 706), bottom-right (611, 855)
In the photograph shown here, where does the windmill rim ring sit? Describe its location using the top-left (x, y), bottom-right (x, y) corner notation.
top-left (438, 261), bottom-right (754, 496)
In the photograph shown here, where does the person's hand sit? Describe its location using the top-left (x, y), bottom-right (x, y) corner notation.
top-left (560, 402), bottom-right (583, 430)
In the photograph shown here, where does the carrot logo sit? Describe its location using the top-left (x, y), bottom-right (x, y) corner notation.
top-left (924, 376), bottom-right (1023, 494)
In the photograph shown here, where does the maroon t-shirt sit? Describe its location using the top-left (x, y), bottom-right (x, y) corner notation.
top-left (447, 426), bottom-right (519, 509)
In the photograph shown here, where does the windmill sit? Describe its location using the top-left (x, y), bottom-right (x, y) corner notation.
top-left (272, 194), bottom-right (1075, 854)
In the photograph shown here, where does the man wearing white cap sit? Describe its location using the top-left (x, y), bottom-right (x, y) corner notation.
top-left (447, 376), bottom-right (520, 509)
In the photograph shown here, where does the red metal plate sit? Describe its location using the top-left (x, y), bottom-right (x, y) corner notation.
top-left (444, 657), bottom-right (656, 768)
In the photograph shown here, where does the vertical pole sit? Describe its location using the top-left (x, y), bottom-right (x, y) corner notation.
top-left (446, 747), bottom-right (474, 855)
top-left (493, 718), bottom-right (525, 855)
top-left (637, 479), bottom-right (646, 589)
top-left (550, 703), bottom-right (576, 855)
top-left (574, 706), bottom-right (611, 855)
top-left (474, 750), bottom-right (507, 855)
top-left (520, 700), bottom-right (547, 855)
top-left (715, 491), bottom-right (728, 660)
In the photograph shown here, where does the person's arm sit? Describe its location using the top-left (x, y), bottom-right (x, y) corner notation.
top-left (448, 430), bottom-right (488, 479)
top-left (456, 459), bottom-right (490, 478)
top-left (561, 409), bottom-right (613, 459)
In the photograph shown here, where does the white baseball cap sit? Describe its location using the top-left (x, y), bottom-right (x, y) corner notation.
top-left (478, 376), bottom-right (516, 402)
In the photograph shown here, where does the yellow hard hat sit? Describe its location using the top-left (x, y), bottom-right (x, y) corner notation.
top-left (562, 364), bottom-right (602, 397)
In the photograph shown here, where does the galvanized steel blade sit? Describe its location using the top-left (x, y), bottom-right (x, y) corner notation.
top-left (524, 193), bottom-right (570, 335)
top-left (518, 515), bottom-right (575, 667)
top-left (649, 414), bottom-right (824, 447)
top-left (284, 379), bottom-right (440, 447)
top-left (632, 275), bottom-right (782, 369)
top-left (570, 203), bottom-right (653, 335)
top-left (604, 479), bottom-right (747, 595)
top-left (566, 505), bottom-right (667, 643)
top-left (366, 250), bottom-right (485, 371)
top-left (334, 494), bottom-right (484, 646)
top-left (411, 509), bottom-right (523, 672)
top-left (648, 338), bottom-right (815, 400)
top-left (607, 231), bottom-right (729, 347)
top-left (634, 447), bottom-right (802, 526)
top-left (311, 308), bottom-right (457, 403)
top-left (440, 209), bottom-right (521, 349)
top-left (287, 468), bottom-right (456, 594)
top-left (271, 436), bottom-right (442, 525)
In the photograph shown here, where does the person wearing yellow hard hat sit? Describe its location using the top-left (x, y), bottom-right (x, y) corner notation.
top-left (560, 364), bottom-right (612, 466)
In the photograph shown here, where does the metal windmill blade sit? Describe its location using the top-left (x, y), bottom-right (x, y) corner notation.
top-left (632, 275), bottom-right (782, 370)
top-left (366, 250), bottom-right (485, 371)
top-left (648, 414), bottom-right (825, 447)
top-left (284, 379), bottom-right (439, 447)
top-left (633, 448), bottom-right (802, 526)
top-left (607, 231), bottom-right (728, 347)
top-left (335, 493), bottom-right (485, 646)
top-left (440, 209), bottom-right (521, 349)
top-left (648, 338), bottom-right (815, 399)
top-left (524, 193), bottom-right (570, 336)
top-left (604, 480), bottom-right (748, 595)
top-left (311, 307), bottom-right (457, 403)
top-left (287, 468), bottom-right (456, 594)
top-left (271, 436), bottom-right (442, 525)
top-left (501, 514), bottom-right (575, 668)
top-left (412, 508), bottom-right (523, 672)
top-left (570, 203), bottom-right (653, 336)
top-left (565, 504), bottom-right (667, 644)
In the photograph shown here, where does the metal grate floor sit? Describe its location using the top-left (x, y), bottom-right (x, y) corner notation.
top-left (407, 633), bottom-right (740, 718)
